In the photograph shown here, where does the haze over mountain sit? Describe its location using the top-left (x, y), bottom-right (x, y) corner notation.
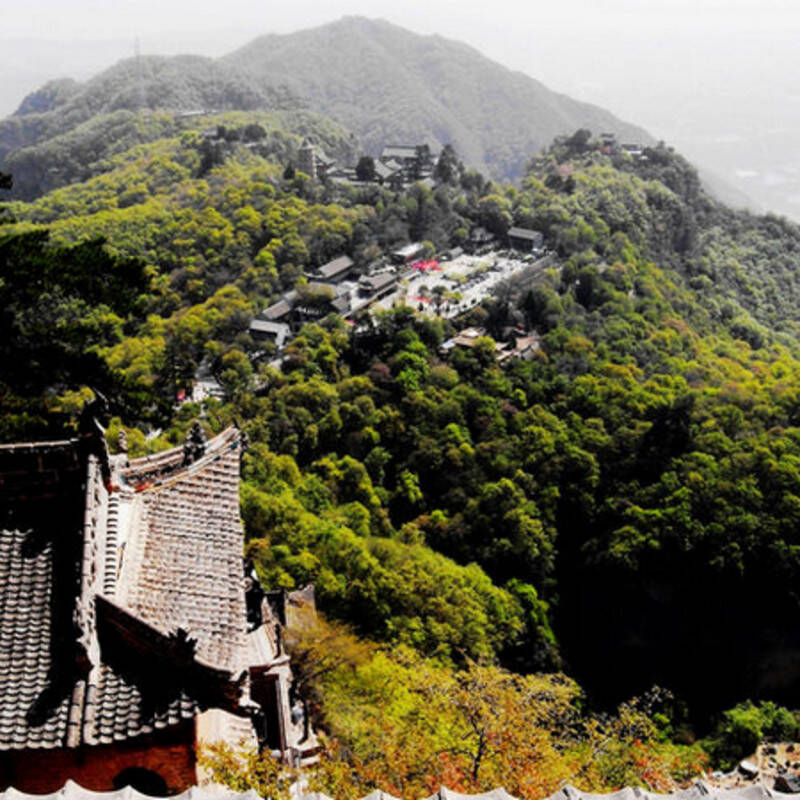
top-left (0, 29), bottom-right (254, 122)
top-left (0, 16), bottom-right (651, 197)
top-left (5, 1), bottom-right (800, 218)
top-left (220, 17), bottom-right (650, 178)
top-left (512, 20), bottom-right (800, 221)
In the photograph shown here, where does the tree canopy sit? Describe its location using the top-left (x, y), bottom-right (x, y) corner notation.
top-left (6, 125), bottom-right (800, 786)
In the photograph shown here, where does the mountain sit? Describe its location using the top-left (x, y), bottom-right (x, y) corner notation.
top-left (0, 17), bottom-right (650, 198)
top-left (8, 59), bottom-right (800, 773)
top-left (0, 54), bottom-right (301, 180)
top-left (222, 17), bottom-right (651, 179)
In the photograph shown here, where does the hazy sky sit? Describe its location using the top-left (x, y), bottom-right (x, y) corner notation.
top-left (3, 0), bottom-right (800, 216)
top-left (3, 0), bottom-right (798, 44)
top-left (3, 0), bottom-right (798, 119)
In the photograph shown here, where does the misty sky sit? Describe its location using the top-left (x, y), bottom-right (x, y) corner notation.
top-left (3, 0), bottom-right (798, 40)
top-left (3, 0), bottom-right (800, 216)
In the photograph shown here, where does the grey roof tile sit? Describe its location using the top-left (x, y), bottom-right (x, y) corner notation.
top-left (0, 428), bottom-right (253, 750)
top-left (0, 439), bottom-right (84, 750)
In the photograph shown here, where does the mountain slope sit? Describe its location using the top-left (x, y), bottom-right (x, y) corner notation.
top-left (224, 17), bottom-right (651, 179)
top-left (0, 54), bottom-right (302, 192)
top-left (2, 107), bottom-right (356, 200)
top-left (0, 17), bottom-right (650, 197)
top-left (9, 90), bottom-right (800, 725)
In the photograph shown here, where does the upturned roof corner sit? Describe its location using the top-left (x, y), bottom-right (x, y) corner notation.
top-left (0, 411), bottom-right (315, 772)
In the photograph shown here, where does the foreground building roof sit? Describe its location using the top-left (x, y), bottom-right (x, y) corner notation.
top-left (0, 411), bottom-right (296, 756)
top-left (0, 439), bottom-right (88, 749)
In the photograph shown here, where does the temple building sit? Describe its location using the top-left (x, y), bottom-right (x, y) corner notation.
top-left (297, 139), bottom-right (336, 181)
top-left (0, 402), bottom-right (315, 795)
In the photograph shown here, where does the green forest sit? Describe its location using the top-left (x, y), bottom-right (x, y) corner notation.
top-left (5, 110), bottom-right (800, 797)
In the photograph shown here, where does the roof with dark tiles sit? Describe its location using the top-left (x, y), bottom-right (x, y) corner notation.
top-left (86, 663), bottom-right (197, 745)
top-left (0, 525), bottom-right (72, 749)
top-left (317, 255), bottom-right (354, 281)
top-left (116, 429), bottom-right (247, 673)
top-left (0, 438), bottom-right (89, 750)
top-left (0, 426), bottom-right (255, 751)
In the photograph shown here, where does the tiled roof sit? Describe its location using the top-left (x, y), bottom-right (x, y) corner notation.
top-left (318, 255), bottom-right (354, 280)
top-left (507, 226), bottom-right (542, 241)
top-left (0, 439), bottom-right (89, 750)
top-left (360, 273), bottom-right (396, 293)
top-left (0, 525), bottom-right (73, 749)
top-left (0, 427), bottom-right (253, 751)
top-left (374, 161), bottom-right (397, 179)
top-left (391, 242), bottom-right (425, 258)
top-left (331, 296), bottom-right (351, 314)
top-left (250, 319), bottom-right (290, 335)
top-left (263, 299), bottom-right (293, 320)
top-left (86, 663), bottom-right (196, 745)
top-left (381, 145), bottom-right (418, 160)
top-left (116, 429), bottom-right (247, 672)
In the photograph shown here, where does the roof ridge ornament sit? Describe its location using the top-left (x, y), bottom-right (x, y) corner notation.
top-left (79, 388), bottom-right (112, 488)
top-left (183, 421), bottom-right (207, 465)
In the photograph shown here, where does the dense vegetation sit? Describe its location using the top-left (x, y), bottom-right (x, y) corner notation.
top-left (202, 615), bottom-right (707, 799)
top-left (0, 56), bottom-right (302, 190)
top-left (7, 118), bottom-right (800, 791)
top-left (2, 107), bottom-right (357, 200)
top-left (222, 17), bottom-right (650, 180)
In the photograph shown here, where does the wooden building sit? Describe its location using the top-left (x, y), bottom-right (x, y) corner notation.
top-left (316, 256), bottom-right (355, 284)
top-left (379, 145), bottom-right (435, 181)
top-left (297, 139), bottom-right (336, 181)
top-left (0, 404), bottom-right (315, 794)
top-left (358, 272), bottom-right (397, 299)
top-left (468, 227), bottom-right (495, 253)
top-left (507, 227), bottom-right (544, 252)
top-left (249, 319), bottom-right (291, 349)
top-left (390, 243), bottom-right (426, 265)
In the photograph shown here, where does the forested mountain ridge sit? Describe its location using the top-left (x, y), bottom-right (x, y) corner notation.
top-left (0, 66), bottom-right (309, 199)
top-left (6, 119), bottom-right (800, 793)
top-left (0, 16), bottom-right (650, 198)
top-left (222, 17), bottom-right (651, 178)
top-left (1, 106), bottom-right (357, 200)
top-left (515, 139), bottom-right (800, 714)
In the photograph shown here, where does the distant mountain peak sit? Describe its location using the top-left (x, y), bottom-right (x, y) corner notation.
top-left (0, 16), bottom-right (651, 189)
top-left (223, 17), bottom-right (650, 179)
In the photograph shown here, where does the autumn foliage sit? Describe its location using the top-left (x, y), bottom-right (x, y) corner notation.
top-left (202, 617), bottom-right (707, 800)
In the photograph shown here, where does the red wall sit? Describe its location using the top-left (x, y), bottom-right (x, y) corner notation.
top-left (0, 725), bottom-right (196, 794)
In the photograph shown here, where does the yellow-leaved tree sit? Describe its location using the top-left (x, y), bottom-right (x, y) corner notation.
top-left (200, 616), bottom-right (706, 800)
